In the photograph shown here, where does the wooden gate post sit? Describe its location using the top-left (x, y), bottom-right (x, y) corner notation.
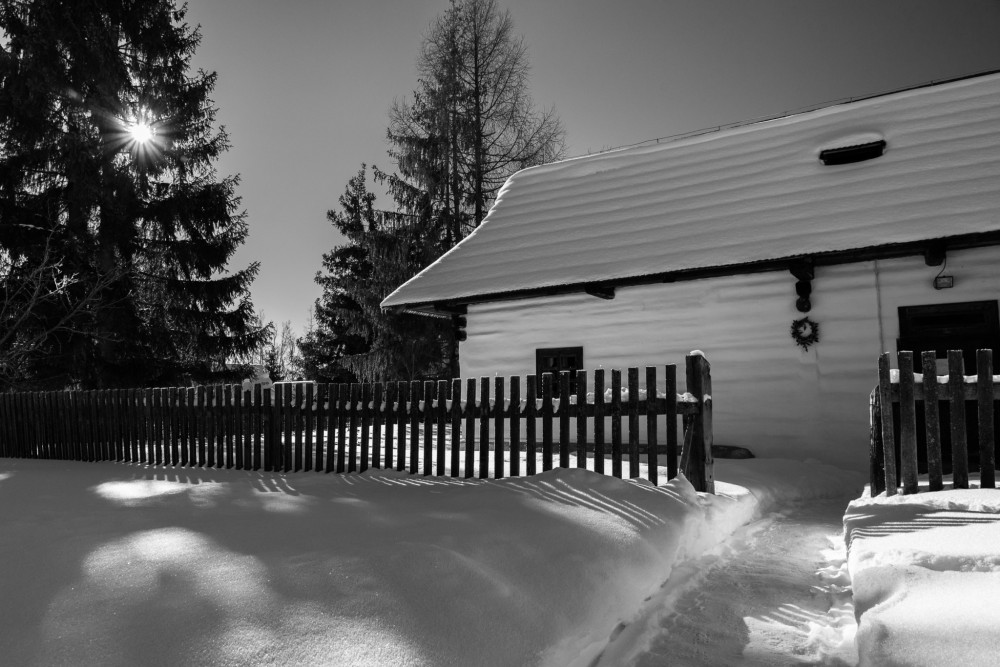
top-left (683, 353), bottom-right (714, 493)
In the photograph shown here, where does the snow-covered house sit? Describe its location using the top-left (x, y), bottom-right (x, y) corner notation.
top-left (382, 71), bottom-right (1000, 471)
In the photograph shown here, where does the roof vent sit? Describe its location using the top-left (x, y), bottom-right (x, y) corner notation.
top-left (819, 140), bottom-right (886, 166)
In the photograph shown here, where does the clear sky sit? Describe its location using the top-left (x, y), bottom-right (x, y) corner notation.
top-left (182, 0), bottom-right (1000, 335)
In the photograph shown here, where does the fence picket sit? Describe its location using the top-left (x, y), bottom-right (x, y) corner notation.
top-left (978, 349), bottom-right (995, 489)
top-left (646, 367), bottom-right (658, 485)
top-left (361, 383), bottom-right (371, 472)
top-left (381, 382), bottom-right (393, 470)
top-left (464, 379), bottom-right (476, 478)
top-left (594, 369), bottom-right (605, 475)
top-left (335, 383), bottom-right (348, 474)
top-left (525, 376), bottom-right (537, 476)
top-left (396, 381), bottom-right (408, 472)
top-left (898, 352), bottom-right (918, 495)
top-left (304, 383), bottom-right (314, 472)
top-left (280, 383), bottom-right (291, 473)
top-left (948, 351), bottom-right (968, 489)
top-left (451, 379), bottom-right (462, 477)
top-left (611, 369), bottom-right (622, 478)
top-left (510, 377), bottom-right (521, 477)
top-left (423, 380), bottom-right (434, 476)
top-left (576, 371), bottom-right (587, 470)
top-left (921, 352), bottom-right (943, 492)
top-left (408, 381), bottom-right (420, 475)
top-left (437, 380), bottom-right (448, 476)
top-left (494, 376), bottom-right (504, 479)
top-left (479, 377), bottom-right (490, 479)
top-left (628, 368), bottom-right (640, 479)
top-left (541, 373), bottom-right (553, 472)
top-left (371, 383), bottom-right (382, 469)
top-left (224, 385), bottom-right (234, 470)
top-left (877, 353), bottom-right (897, 495)
top-left (559, 371), bottom-right (570, 469)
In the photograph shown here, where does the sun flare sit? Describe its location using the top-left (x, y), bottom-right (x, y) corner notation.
top-left (128, 121), bottom-right (154, 144)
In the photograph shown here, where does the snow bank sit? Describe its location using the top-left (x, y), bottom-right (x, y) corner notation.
top-left (845, 479), bottom-right (1000, 667)
top-left (0, 458), bottom-right (861, 666)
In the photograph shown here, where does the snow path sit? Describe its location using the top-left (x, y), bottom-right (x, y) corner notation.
top-left (598, 498), bottom-right (859, 667)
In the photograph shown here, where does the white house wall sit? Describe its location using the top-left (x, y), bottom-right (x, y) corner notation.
top-left (459, 246), bottom-right (1000, 472)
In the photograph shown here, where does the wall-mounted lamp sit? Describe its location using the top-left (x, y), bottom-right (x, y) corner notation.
top-left (789, 260), bottom-right (814, 312)
top-left (934, 275), bottom-right (954, 290)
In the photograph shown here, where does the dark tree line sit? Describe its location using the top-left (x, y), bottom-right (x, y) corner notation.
top-left (300, 0), bottom-right (565, 384)
top-left (0, 0), bottom-right (266, 389)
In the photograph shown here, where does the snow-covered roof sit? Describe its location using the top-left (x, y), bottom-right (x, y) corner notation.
top-left (383, 71), bottom-right (1000, 312)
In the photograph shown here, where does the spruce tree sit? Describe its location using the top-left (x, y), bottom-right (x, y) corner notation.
top-left (300, 166), bottom-right (449, 383)
top-left (0, 0), bottom-right (265, 387)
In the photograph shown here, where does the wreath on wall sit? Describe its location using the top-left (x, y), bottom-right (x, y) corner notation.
top-left (790, 316), bottom-right (820, 351)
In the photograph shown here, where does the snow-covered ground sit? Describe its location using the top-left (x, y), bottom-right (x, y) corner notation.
top-left (845, 477), bottom-right (1000, 667)
top-left (0, 456), bottom-right (864, 666)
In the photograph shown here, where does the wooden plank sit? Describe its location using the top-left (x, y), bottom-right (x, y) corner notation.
top-left (877, 353), bottom-right (898, 495)
top-left (304, 383), bottom-right (314, 471)
top-left (253, 384), bottom-right (263, 471)
top-left (347, 383), bottom-right (359, 473)
top-left (336, 383), bottom-right (349, 474)
top-left (510, 377), bottom-right (521, 477)
top-left (922, 352), bottom-right (943, 492)
top-left (898, 351), bottom-right (919, 495)
top-left (195, 386), bottom-right (206, 467)
top-left (464, 378), bottom-right (476, 478)
top-left (147, 389), bottom-right (157, 465)
top-left (978, 349), bottom-right (995, 489)
top-left (491, 376), bottom-right (503, 479)
top-left (168, 387), bottom-right (180, 466)
top-left (173, 388), bottom-right (185, 467)
top-left (869, 389), bottom-right (885, 496)
top-left (434, 380), bottom-right (447, 476)
top-left (224, 385), bottom-right (234, 469)
top-left (139, 389), bottom-right (150, 463)
top-left (381, 382), bottom-right (393, 470)
top-left (558, 371), bottom-right (570, 469)
top-left (280, 383), bottom-right (291, 473)
top-left (262, 387), bottom-right (273, 471)
top-left (611, 369), bottom-right (623, 478)
top-left (525, 375), bottom-right (537, 476)
top-left (699, 355), bottom-right (715, 493)
top-left (948, 350), bottom-right (968, 489)
top-left (423, 380), bottom-right (434, 476)
top-left (292, 384), bottom-right (303, 472)
top-left (628, 368), bottom-right (640, 479)
top-left (646, 367), bottom-right (659, 485)
top-left (313, 383), bottom-right (326, 472)
top-left (576, 371), bottom-right (587, 470)
top-left (409, 381), bottom-right (421, 474)
top-left (396, 381), bottom-right (408, 472)
top-left (205, 386), bottom-right (217, 468)
top-left (371, 383), bottom-right (382, 469)
top-left (129, 388), bottom-right (140, 462)
top-left (237, 387), bottom-right (249, 470)
top-left (479, 377), bottom-right (490, 478)
top-left (593, 369), bottom-right (605, 475)
top-left (360, 383), bottom-right (371, 472)
top-left (451, 379), bottom-right (462, 477)
top-left (541, 373), bottom-right (553, 472)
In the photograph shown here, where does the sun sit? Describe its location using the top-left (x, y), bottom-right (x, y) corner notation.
top-left (128, 121), bottom-right (155, 144)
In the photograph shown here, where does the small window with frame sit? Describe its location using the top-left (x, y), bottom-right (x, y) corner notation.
top-left (535, 347), bottom-right (583, 396)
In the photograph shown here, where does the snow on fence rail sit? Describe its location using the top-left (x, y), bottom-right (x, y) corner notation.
top-left (870, 349), bottom-right (998, 496)
top-left (0, 354), bottom-right (715, 491)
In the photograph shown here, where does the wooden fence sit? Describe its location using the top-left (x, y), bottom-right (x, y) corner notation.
top-left (870, 349), bottom-right (997, 496)
top-left (0, 354), bottom-right (715, 491)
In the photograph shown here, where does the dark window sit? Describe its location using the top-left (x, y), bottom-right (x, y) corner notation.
top-left (535, 347), bottom-right (583, 396)
top-left (897, 300), bottom-right (1000, 373)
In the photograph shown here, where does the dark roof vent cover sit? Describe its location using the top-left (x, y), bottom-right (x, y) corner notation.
top-left (819, 140), bottom-right (886, 166)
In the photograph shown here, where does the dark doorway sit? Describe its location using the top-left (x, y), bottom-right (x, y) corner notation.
top-left (893, 300), bottom-right (1000, 475)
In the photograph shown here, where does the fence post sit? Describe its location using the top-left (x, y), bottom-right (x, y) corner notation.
top-left (869, 388), bottom-right (886, 496)
top-left (978, 349), bottom-right (995, 489)
top-left (898, 351), bottom-right (918, 495)
top-left (877, 352), bottom-right (897, 496)
top-left (683, 353), bottom-right (714, 493)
